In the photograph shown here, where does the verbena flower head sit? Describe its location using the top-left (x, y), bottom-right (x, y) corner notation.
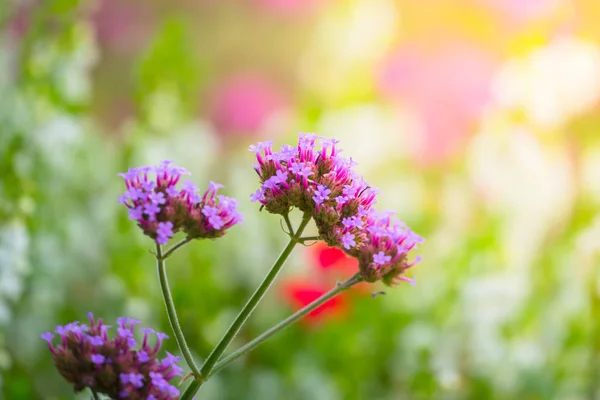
top-left (250, 134), bottom-right (377, 241)
top-left (250, 133), bottom-right (424, 286)
top-left (41, 313), bottom-right (182, 399)
top-left (346, 210), bottom-right (424, 286)
top-left (119, 161), bottom-right (242, 243)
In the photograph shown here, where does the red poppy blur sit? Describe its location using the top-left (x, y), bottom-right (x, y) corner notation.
top-left (279, 242), bottom-right (373, 326)
top-left (309, 241), bottom-right (358, 276)
top-left (280, 280), bottom-right (348, 325)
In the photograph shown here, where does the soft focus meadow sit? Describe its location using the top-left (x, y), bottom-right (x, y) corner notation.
top-left (2, 0), bottom-right (600, 399)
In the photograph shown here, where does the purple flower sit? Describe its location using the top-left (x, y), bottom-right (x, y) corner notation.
top-left (165, 185), bottom-right (179, 197)
top-left (202, 206), bottom-right (218, 217)
top-left (148, 191), bottom-right (166, 205)
top-left (181, 180), bottom-right (199, 194)
top-left (183, 187), bottom-right (242, 238)
top-left (144, 202), bottom-right (161, 221)
top-left (127, 372), bottom-right (144, 388)
top-left (263, 176), bottom-right (280, 190)
top-left (275, 170), bottom-right (288, 183)
top-left (141, 328), bottom-right (155, 348)
top-left (117, 168), bottom-right (139, 183)
top-left (248, 140), bottom-right (273, 154)
top-left (142, 180), bottom-right (156, 192)
top-left (208, 215), bottom-right (224, 230)
top-left (119, 161), bottom-right (242, 244)
top-left (88, 336), bottom-right (104, 346)
top-left (313, 185), bottom-right (331, 206)
top-left (126, 187), bottom-right (144, 202)
top-left (41, 332), bottom-right (56, 354)
top-left (155, 332), bottom-right (169, 351)
top-left (342, 216), bottom-right (363, 229)
top-left (278, 144), bottom-right (297, 160)
top-left (40, 332), bottom-right (53, 343)
top-left (128, 206), bottom-right (143, 221)
top-left (340, 232), bottom-right (356, 249)
top-left (91, 354), bottom-right (105, 365)
top-left (42, 313), bottom-right (182, 399)
top-left (289, 162), bottom-right (313, 178)
top-left (156, 222), bottom-right (174, 245)
top-left (320, 137), bottom-right (339, 159)
top-left (298, 132), bottom-right (320, 148)
top-left (250, 134), bottom-right (378, 239)
top-left (250, 188), bottom-right (265, 203)
top-left (202, 206), bottom-right (224, 229)
top-left (137, 350), bottom-right (150, 363)
top-left (204, 181), bottom-right (224, 198)
top-left (351, 210), bottom-right (424, 285)
top-left (149, 371), bottom-right (166, 387)
top-left (373, 251), bottom-right (391, 266)
top-left (162, 352), bottom-right (180, 365)
top-left (249, 134), bottom-right (423, 286)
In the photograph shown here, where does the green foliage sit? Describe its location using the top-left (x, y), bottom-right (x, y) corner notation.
top-left (136, 17), bottom-right (202, 121)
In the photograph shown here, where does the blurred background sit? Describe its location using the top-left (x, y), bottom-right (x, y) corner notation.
top-left (1, 0), bottom-right (600, 398)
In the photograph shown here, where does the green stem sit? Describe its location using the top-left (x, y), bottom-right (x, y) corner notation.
top-left (298, 235), bottom-right (321, 243)
top-left (209, 273), bottom-right (363, 377)
top-left (156, 243), bottom-right (202, 378)
top-left (185, 212), bottom-right (312, 397)
top-left (181, 381), bottom-right (201, 400)
top-left (283, 213), bottom-right (294, 235)
top-left (161, 237), bottom-right (192, 260)
top-left (91, 389), bottom-right (100, 400)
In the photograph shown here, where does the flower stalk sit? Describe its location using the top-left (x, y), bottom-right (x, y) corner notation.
top-left (181, 213), bottom-right (312, 398)
top-left (161, 237), bottom-right (193, 260)
top-left (156, 243), bottom-right (202, 378)
top-left (283, 212), bottom-right (294, 235)
top-left (209, 272), bottom-right (363, 378)
top-left (298, 235), bottom-right (321, 243)
top-left (181, 273), bottom-right (362, 400)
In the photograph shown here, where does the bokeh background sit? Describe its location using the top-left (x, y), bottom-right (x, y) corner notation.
top-left (2, 0), bottom-right (600, 398)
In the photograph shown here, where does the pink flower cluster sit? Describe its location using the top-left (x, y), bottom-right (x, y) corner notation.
top-left (41, 313), bottom-right (182, 399)
top-left (118, 161), bottom-right (242, 244)
top-left (250, 134), bottom-right (423, 285)
top-left (352, 211), bottom-right (423, 285)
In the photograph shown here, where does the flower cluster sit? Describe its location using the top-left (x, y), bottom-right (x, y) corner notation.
top-left (41, 313), bottom-right (183, 399)
top-left (119, 161), bottom-right (242, 244)
top-left (250, 133), bottom-right (423, 285)
top-left (348, 211), bottom-right (423, 285)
